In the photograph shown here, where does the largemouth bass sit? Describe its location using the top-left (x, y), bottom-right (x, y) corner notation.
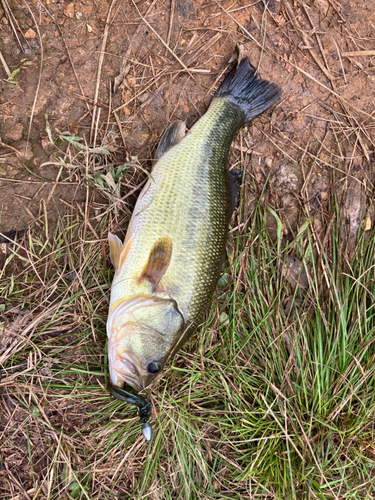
top-left (107, 58), bottom-right (281, 439)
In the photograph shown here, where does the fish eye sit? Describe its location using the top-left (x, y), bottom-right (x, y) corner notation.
top-left (147, 362), bottom-right (162, 374)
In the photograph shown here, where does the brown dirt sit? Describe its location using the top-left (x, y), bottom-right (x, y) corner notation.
top-left (1, 0), bottom-right (374, 241)
top-left (1, 0), bottom-right (375, 497)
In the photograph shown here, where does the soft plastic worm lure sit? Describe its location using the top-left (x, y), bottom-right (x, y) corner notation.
top-left (108, 384), bottom-right (152, 440)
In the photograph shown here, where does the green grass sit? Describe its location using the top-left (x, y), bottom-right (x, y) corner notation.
top-left (2, 176), bottom-right (375, 499)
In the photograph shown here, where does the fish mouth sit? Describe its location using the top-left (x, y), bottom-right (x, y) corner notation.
top-left (110, 352), bottom-right (144, 392)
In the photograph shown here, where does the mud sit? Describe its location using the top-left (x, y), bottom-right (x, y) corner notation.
top-left (0, 0), bottom-right (373, 241)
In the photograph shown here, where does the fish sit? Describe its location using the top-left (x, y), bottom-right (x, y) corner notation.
top-left (107, 58), bottom-right (281, 439)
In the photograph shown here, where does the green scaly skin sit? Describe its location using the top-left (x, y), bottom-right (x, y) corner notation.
top-left (107, 97), bottom-right (244, 391)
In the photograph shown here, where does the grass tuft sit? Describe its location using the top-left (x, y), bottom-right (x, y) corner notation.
top-left (2, 175), bottom-right (375, 498)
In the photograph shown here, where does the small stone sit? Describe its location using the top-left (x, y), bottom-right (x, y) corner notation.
top-left (2, 16), bottom-right (9, 25)
top-left (16, 142), bottom-right (33, 160)
top-left (86, 23), bottom-right (93, 32)
top-left (41, 137), bottom-right (54, 151)
top-left (24, 28), bottom-right (36, 38)
top-left (75, 10), bottom-right (83, 20)
top-left (265, 157), bottom-right (272, 167)
top-left (126, 75), bottom-right (136, 87)
top-left (64, 2), bottom-right (74, 18)
top-left (138, 92), bottom-right (149, 103)
top-left (5, 123), bottom-right (24, 141)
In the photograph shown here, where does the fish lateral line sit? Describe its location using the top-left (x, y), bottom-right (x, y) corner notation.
top-left (105, 57), bottom-right (282, 440)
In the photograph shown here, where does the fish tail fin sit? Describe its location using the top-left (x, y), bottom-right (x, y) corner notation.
top-left (216, 58), bottom-right (281, 123)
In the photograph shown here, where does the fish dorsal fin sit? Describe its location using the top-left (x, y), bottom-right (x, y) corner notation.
top-left (139, 237), bottom-right (172, 290)
top-left (109, 233), bottom-right (133, 272)
top-left (155, 120), bottom-right (186, 161)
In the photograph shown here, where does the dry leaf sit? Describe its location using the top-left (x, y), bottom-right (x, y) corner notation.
top-left (343, 166), bottom-right (367, 255)
top-left (282, 256), bottom-right (309, 289)
top-left (24, 28), bottom-right (36, 39)
top-left (364, 216), bottom-right (372, 231)
top-left (69, 122), bottom-right (79, 135)
top-left (64, 2), bottom-right (75, 18)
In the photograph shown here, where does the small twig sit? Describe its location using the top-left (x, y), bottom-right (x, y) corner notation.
top-left (113, 110), bottom-right (128, 153)
top-left (112, 0), bottom-right (159, 93)
top-left (38, 0), bottom-right (91, 113)
top-left (1, 0), bottom-right (26, 52)
top-left (165, 0), bottom-right (176, 56)
top-left (90, 0), bottom-right (117, 142)
top-left (284, 0), bottom-right (333, 82)
top-left (24, 1), bottom-right (43, 152)
top-left (214, 0), bottom-right (265, 52)
top-left (342, 50), bottom-right (375, 57)
top-left (130, 0), bottom-right (194, 78)
top-left (332, 38), bottom-right (347, 85)
top-left (0, 50), bottom-right (11, 78)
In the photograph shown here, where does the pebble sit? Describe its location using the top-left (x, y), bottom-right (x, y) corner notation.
top-left (16, 142), bottom-right (33, 160)
top-left (64, 2), bottom-right (74, 18)
top-left (265, 157), bottom-right (272, 167)
top-left (5, 123), bottom-right (24, 142)
top-left (24, 28), bottom-right (36, 39)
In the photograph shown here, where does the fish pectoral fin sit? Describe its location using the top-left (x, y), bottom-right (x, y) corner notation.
top-left (154, 120), bottom-right (186, 161)
top-left (118, 235), bottom-right (134, 271)
top-left (139, 237), bottom-right (173, 291)
top-left (108, 233), bottom-right (123, 270)
top-left (109, 233), bottom-right (134, 272)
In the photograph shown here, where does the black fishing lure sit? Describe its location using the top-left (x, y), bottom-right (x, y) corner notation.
top-left (108, 384), bottom-right (152, 440)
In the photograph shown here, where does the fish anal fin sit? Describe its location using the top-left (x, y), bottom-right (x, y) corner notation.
top-left (108, 233), bottom-right (123, 271)
top-left (155, 121), bottom-right (186, 161)
top-left (228, 168), bottom-right (243, 214)
top-left (139, 237), bottom-right (173, 291)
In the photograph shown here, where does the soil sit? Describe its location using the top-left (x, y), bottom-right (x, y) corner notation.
top-left (0, 0), bottom-right (373, 238)
top-left (1, 0), bottom-right (375, 496)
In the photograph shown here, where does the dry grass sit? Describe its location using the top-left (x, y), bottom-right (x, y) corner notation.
top-left (2, 0), bottom-right (375, 499)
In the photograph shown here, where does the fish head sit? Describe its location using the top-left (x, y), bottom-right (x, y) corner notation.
top-left (107, 296), bottom-right (184, 392)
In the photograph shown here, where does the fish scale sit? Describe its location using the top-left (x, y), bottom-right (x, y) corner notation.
top-left (106, 58), bottom-right (281, 438)
top-left (110, 98), bottom-right (242, 321)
